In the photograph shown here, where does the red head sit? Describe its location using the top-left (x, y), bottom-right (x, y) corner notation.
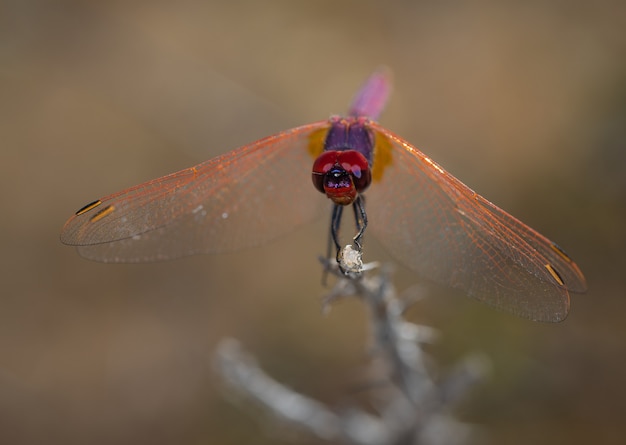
top-left (312, 150), bottom-right (371, 205)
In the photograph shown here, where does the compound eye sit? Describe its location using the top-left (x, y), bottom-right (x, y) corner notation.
top-left (312, 151), bottom-right (340, 193)
top-left (337, 151), bottom-right (371, 192)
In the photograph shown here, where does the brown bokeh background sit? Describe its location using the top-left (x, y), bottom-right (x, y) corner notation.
top-left (1, 1), bottom-right (625, 444)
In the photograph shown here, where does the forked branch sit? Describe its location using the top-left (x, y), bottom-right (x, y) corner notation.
top-left (214, 261), bottom-right (490, 445)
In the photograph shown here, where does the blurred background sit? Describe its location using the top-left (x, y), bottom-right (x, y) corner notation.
top-left (1, 1), bottom-right (625, 444)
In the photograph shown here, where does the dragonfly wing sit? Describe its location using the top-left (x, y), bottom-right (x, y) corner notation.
top-left (366, 123), bottom-right (586, 322)
top-left (61, 122), bottom-right (329, 262)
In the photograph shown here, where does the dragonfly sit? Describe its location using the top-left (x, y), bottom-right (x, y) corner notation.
top-left (61, 69), bottom-right (586, 322)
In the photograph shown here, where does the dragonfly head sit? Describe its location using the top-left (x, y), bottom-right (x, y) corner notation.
top-left (312, 150), bottom-right (371, 205)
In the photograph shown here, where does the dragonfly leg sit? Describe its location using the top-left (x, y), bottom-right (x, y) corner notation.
top-left (352, 195), bottom-right (368, 251)
top-left (330, 204), bottom-right (344, 264)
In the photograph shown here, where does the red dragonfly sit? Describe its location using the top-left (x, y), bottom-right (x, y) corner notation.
top-left (61, 69), bottom-right (586, 322)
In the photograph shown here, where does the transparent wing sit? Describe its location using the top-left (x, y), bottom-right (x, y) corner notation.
top-left (366, 123), bottom-right (586, 322)
top-left (61, 122), bottom-right (329, 262)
